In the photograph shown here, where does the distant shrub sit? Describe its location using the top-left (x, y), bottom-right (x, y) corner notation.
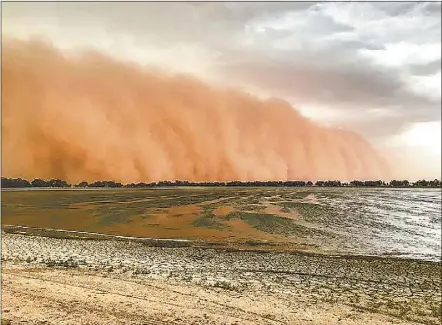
top-left (44, 258), bottom-right (78, 268)
top-left (213, 280), bottom-right (237, 291)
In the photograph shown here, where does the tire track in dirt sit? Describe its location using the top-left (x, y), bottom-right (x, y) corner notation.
top-left (3, 271), bottom-right (284, 325)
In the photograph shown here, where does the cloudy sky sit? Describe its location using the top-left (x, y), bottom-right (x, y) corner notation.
top-left (2, 1), bottom-right (441, 179)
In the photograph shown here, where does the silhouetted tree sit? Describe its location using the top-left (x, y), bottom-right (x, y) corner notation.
top-left (429, 179), bottom-right (441, 187)
top-left (48, 179), bottom-right (69, 187)
top-left (31, 178), bottom-right (49, 187)
top-left (89, 181), bottom-right (122, 188)
top-left (2, 177), bottom-right (441, 188)
top-left (390, 180), bottom-right (410, 187)
top-left (76, 181), bottom-right (89, 187)
top-left (1, 177), bottom-right (31, 188)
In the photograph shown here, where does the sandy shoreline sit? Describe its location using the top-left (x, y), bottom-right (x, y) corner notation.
top-left (2, 231), bottom-right (441, 325)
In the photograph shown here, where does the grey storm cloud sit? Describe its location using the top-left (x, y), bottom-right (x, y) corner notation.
top-left (376, 2), bottom-right (420, 16)
top-left (213, 50), bottom-right (399, 105)
top-left (421, 2), bottom-right (442, 16)
top-left (409, 59), bottom-right (442, 76)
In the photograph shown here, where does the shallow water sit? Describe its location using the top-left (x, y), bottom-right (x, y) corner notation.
top-left (308, 188), bottom-right (441, 261)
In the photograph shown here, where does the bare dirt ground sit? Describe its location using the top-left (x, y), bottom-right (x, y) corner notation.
top-left (2, 232), bottom-right (440, 325)
top-left (2, 268), bottom-right (407, 325)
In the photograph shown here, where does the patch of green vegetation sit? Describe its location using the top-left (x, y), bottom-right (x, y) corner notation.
top-left (92, 202), bottom-right (156, 226)
top-left (280, 192), bottom-right (311, 200)
top-left (200, 205), bottom-right (216, 217)
top-left (244, 240), bottom-right (275, 246)
top-left (278, 201), bottom-right (303, 210)
top-left (278, 201), bottom-right (334, 224)
top-left (279, 206), bottom-right (291, 213)
top-left (247, 198), bottom-right (261, 204)
top-left (429, 302), bottom-right (441, 318)
top-left (213, 280), bottom-right (237, 291)
top-left (241, 204), bottom-right (265, 212)
top-left (192, 216), bottom-right (224, 229)
top-left (44, 258), bottom-right (79, 268)
top-left (97, 213), bottom-right (133, 227)
top-left (192, 205), bottom-right (225, 229)
top-left (224, 211), bottom-right (326, 237)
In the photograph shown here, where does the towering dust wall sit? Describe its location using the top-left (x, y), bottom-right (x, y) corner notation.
top-left (2, 40), bottom-right (390, 183)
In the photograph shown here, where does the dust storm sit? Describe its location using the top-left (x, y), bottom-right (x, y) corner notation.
top-left (2, 39), bottom-right (391, 183)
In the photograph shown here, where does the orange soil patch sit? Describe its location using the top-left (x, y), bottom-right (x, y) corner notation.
top-left (1, 208), bottom-right (98, 233)
top-left (167, 204), bottom-right (201, 216)
top-left (213, 206), bottom-right (234, 217)
top-left (100, 221), bottom-right (225, 240)
top-left (97, 204), bottom-right (229, 240)
top-left (115, 198), bottom-right (155, 204)
top-left (69, 198), bottom-right (155, 208)
top-left (262, 204), bottom-right (299, 220)
top-left (223, 218), bottom-right (278, 242)
top-left (263, 205), bottom-right (280, 215)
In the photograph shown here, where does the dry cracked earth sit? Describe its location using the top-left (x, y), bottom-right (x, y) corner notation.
top-left (1, 231), bottom-right (441, 325)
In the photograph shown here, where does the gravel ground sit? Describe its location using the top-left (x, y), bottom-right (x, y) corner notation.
top-left (2, 231), bottom-right (441, 325)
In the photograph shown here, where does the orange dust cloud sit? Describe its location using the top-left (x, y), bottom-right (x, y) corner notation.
top-left (2, 39), bottom-right (391, 183)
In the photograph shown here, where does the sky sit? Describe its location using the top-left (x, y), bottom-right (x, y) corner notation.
top-left (2, 1), bottom-right (441, 180)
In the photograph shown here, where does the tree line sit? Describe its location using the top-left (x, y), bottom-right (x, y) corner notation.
top-left (1, 177), bottom-right (441, 188)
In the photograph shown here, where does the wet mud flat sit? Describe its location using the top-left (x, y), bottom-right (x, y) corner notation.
top-left (2, 231), bottom-right (441, 325)
top-left (2, 187), bottom-right (441, 261)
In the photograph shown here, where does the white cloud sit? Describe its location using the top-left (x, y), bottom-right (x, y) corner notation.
top-left (360, 42), bottom-right (441, 67)
top-left (406, 71), bottom-right (442, 102)
top-left (387, 121), bottom-right (441, 156)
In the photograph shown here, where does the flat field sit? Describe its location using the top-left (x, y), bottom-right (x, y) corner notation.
top-left (1, 187), bottom-right (441, 325)
top-left (2, 187), bottom-right (441, 259)
top-left (2, 187), bottom-right (326, 251)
